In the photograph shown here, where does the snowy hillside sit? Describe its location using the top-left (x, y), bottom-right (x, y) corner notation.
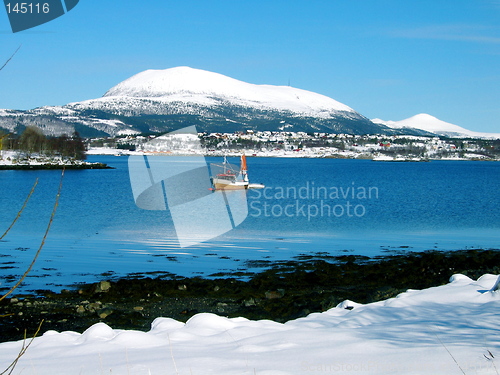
top-left (374, 114), bottom-right (500, 139)
top-left (99, 66), bottom-right (355, 118)
top-left (66, 66), bottom-right (379, 134)
top-left (0, 67), bottom-right (386, 136)
top-left (1, 273), bottom-right (499, 374)
top-left (2, 67), bottom-right (497, 137)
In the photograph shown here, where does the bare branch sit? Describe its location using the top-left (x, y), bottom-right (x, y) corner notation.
top-left (0, 320), bottom-right (44, 375)
top-left (0, 45), bottom-right (21, 72)
top-left (0, 168), bottom-right (65, 302)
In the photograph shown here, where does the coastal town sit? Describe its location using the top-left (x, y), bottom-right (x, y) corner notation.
top-left (92, 130), bottom-right (500, 161)
top-left (1, 127), bottom-right (499, 168)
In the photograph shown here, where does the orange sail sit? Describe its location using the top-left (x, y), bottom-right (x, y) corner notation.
top-left (240, 154), bottom-right (247, 172)
top-left (240, 154), bottom-right (248, 183)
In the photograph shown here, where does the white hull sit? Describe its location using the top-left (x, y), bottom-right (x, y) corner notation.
top-left (212, 178), bottom-right (249, 190)
top-left (248, 183), bottom-right (265, 189)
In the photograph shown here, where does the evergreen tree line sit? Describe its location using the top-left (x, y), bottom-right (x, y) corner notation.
top-left (4, 126), bottom-right (87, 160)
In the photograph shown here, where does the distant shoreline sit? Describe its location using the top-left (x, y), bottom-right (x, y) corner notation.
top-left (0, 162), bottom-right (112, 170)
top-left (0, 150), bottom-right (113, 170)
top-left (87, 148), bottom-right (500, 161)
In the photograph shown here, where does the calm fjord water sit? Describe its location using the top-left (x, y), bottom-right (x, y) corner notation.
top-left (0, 156), bottom-right (499, 292)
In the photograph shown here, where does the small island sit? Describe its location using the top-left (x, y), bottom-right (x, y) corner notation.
top-left (0, 127), bottom-right (111, 170)
top-left (0, 160), bottom-right (111, 170)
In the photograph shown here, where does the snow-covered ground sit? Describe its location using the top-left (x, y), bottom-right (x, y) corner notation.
top-left (1, 274), bottom-right (499, 374)
top-left (0, 151), bottom-right (101, 166)
top-left (0, 151), bottom-right (65, 166)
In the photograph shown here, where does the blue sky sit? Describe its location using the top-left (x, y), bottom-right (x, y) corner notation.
top-left (1, 0), bottom-right (499, 132)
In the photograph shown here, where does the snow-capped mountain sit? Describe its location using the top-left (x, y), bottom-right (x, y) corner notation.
top-left (0, 67), bottom-right (387, 137)
top-left (101, 66), bottom-right (354, 116)
top-left (373, 114), bottom-right (500, 139)
top-left (64, 66), bottom-right (385, 134)
top-left (1, 67), bottom-right (496, 138)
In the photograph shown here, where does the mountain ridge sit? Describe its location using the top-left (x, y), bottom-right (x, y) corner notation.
top-left (373, 114), bottom-right (500, 139)
top-left (101, 66), bottom-right (355, 117)
top-left (0, 67), bottom-right (497, 139)
top-left (0, 66), bottom-right (385, 137)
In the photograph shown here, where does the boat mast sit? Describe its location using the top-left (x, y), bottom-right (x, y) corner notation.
top-left (240, 154), bottom-right (248, 182)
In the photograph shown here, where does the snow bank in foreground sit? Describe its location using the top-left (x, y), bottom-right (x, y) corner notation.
top-left (1, 274), bottom-right (499, 374)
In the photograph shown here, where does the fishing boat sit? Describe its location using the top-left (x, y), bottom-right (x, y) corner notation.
top-left (210, 155), bottom-right (264, 190)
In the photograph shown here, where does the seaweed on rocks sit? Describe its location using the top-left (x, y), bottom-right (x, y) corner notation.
top-left (0, 249), bottom-right (499, 342)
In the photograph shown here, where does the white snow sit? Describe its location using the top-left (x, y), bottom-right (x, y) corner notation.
top-left (0, 109), bottom-right (23, 117)
top-left (98, 66), bottom-right (356, 117)
top-left (32, 106), bottom-right (78, 116)
top-left (1, 274), bottom-right (499, 374)
top-left (371, 118), bottom-right (397, 127)
top-left (0, 150), bottom-right (107, 166)
top-left (376, 114), bottom-right (500, 139)
top-left (117, 128), bottom-right (141, 136)
top-left (141, 132), bottom-right (202, 153)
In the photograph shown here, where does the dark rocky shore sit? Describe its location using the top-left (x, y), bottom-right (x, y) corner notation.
top-left (1, 249), bottom-right (499, 343)
top-left (0, 162), bottom-right (111, 170)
